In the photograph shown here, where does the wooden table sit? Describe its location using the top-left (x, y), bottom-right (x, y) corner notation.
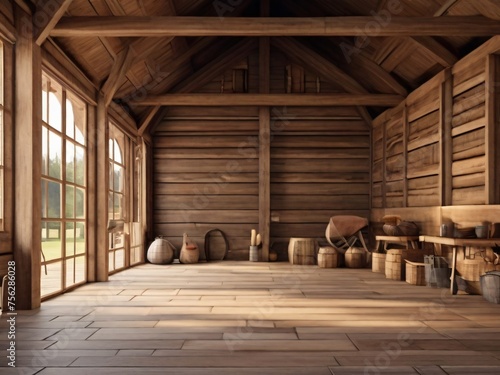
top-left (419, 235), bottom-right (500, 294)
top-left (375, 235), bottom-right (420, 251)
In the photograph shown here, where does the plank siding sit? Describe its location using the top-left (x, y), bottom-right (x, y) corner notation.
top-left (451, 63), bottom-right (486, 205)
top-left (271, 120), bottom-right (370, 251)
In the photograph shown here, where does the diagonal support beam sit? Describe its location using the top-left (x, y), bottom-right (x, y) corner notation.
top-left (409, 36), bottom-right (458, 67)
top-left (35, 0), bottom-right (74, 46)
top-left (172, 38), bottom-right (258, 94)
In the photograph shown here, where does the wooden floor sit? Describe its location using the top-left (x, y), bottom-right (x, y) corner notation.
top-left (2, 261), bottom-right (500, 374)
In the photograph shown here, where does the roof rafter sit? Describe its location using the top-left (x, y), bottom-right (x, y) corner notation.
top-left (272, 37), bottom-right (368, 94)
top-left (51, 16), bottom-right (500, 37)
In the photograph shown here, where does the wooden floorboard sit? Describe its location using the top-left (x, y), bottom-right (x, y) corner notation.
top-left (2, 261), bottom-right (500, 374)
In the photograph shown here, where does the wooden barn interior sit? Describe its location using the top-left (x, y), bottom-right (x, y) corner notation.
top-left (2, 0), bottom-right (500, 373)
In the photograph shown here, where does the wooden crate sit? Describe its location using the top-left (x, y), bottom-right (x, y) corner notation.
top-left (405, 260), bottom-right (426, 286)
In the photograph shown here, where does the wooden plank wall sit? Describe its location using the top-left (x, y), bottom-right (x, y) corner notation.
top-left (153, 50), bottom-right (372, 260)
top-left (270, 107), bottom-right (371, 255)
top-left (451, 58), bottom-right (487, 205)
top-left (371, 37), bottom-right (500, 237)
top-left (153, 106), bottom-right (259, 260)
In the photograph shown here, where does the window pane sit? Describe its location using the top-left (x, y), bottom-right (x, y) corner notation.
top-left (114, 139), bottom-right (122, 164)
top-left (66, 99), bottom-right (75, 139)
top-left (115, 249), bottom-right (125, 269)
top-left (114, 193), bottom-right (123, 220)
top-left (48, 131), bottom-right (62, 179)
top-left (66, 141), bottom-right (75, 183)
top-left (42, 74), bottom-right (49, 123)
top-left (114, 165), bottom-right (124, 193)
top-left (41, 261), bottom-right (62, 297)
top-left (109, 139), bottom-right (113, 159)
top-left (108, 251), bottom-right (114, 272)
top-left (75, 145), bottom-right (85, 186)
top-left (65, 222), bottom-right (75, 257)
top-left (65, 257), bottom-right (75, 288)
top-left (65, 185), bottom-right (74, 218)
top-left (42, 127), bottom-right (48, 176)
top-left (75, 187), bottom-right (85, 219)
top-left (48, 80), bottom-right (63, 132)
top-left (75, 255), bottom-right (86, 283)
top-left (41, 221), bottom-right (62, 261)
top-left (75, 222), bottom-right (85, 255)
top-left (41, 179), bottom-right (47, 218)
top-left (108, 192), bottom-right (113, 217)
top-left (47, 181), bottom-right (61, 218)
top-left (109, 161), bottom-right (114, 190)
top-left (68, 93), bottom-right (86, 145)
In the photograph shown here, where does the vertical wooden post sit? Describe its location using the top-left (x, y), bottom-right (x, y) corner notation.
top-left (96, 95), bottom-right (109, 281)
top-left (485, 55), bottom-right (499, 204)
top-left (402, 105), bottom-right (409, 207)
top-left (13, 6), bottom-right (42, 309)
top-left (382, 120), bottom-right (387, 208)
top-left (439, 68), bottom-right (453, 206)
top-left (86, 105), bottom-right (97, 281)
top-left (259, 0), bottom-right (270, 262)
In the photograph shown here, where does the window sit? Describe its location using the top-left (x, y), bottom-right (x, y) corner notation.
top-left (108, 123), bottom-right (126, 273)
top-left (41, 72), bottom-right (87, 298)
top-left (0, 41), bottom-right (4, 230)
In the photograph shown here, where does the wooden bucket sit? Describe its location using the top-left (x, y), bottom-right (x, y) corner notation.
top-left (288, 238), bottom-right (318, 265)
top-left (405, 260), bottom-right (426, 286)
top-left (480, 271), bottom-right (500, 303)
top-left (372, 253), bottom-right (386, 273)
top-left (317, 247), bottom-right (338, 268)
top-left (345, 247), bottom-right (365, 268)
top-left (385, 249), bottom-right (408, 280)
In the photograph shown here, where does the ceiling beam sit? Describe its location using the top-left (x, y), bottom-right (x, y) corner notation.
top-left (51, 16), bottom-right (500, 37)
top-left (35, 0), bottom-right (74, 45)
top-left (131, 93), bottom-right (404, 107)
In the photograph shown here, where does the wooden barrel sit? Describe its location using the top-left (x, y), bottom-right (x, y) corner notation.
top-left (288, 238), bottom-right (318, 265)
top-left (372, 252), bottom-right (386, 273)
top-left (317, 247), bottom-right (338, 268)
top-left (345, 247), bottom-right (366, 268)
top-left (385, 249), bottom-right (408, 280)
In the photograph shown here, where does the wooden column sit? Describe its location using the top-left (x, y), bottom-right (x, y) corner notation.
top-left (86, 105), bottom-right (97, 281)
top-left (402, 105), bottom-right (409, 207)
top-left (13, 6), bottom-right (42, 310)
top-left (96, 96), bottom-right (109, 281)
top-left (259, 0), bottom-right (270, 262)
top-left (485, 55), bottom-right (499, 204)
top-left (439, 68), bottom-right (453, 206)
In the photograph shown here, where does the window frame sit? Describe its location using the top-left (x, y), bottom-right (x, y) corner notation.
top-left (40, 70), bottom-right (88, 299)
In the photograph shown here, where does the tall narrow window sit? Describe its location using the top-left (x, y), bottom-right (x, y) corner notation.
top-left (0, 41), bottom-right (4, 231)
top-left (41, 72), bottom-right (87, 298)
top-left (108, 123), bottom-right (126, 273)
